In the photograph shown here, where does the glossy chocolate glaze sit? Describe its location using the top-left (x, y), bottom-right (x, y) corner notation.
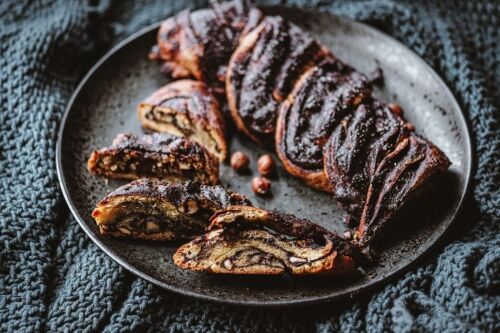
top-left (87, 133), bottom-right (219, 184)
top-left (110, 132), bottom-right (206, 155)
top-left (324, 100), bottom-right (409, 221)
top-left (152, 3), bottom-right (452, 250)
top-left (357, 133), bottom-right (450, 245)
top-left (278, 58), bottom-right (371, 171)
top-left (227, 16), bottom-right (325, 145)
top-left (156, 0), bottom-right (262, 94)
top-left (94, 179), bottom-right (252, 240)
top-left (103, 179), bottom-right (251, 210)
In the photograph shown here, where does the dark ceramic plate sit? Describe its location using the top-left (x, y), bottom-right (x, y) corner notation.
top-left (56, 6), bottom-right (472, 307)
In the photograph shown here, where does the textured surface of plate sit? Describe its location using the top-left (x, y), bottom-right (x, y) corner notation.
top-left (56, 7), bottom-right (471, 306)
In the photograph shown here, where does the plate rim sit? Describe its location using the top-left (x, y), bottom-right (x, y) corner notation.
top-left (56, 8), bottom-right (473, 307)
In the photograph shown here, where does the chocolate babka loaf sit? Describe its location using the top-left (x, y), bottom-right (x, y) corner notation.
top-left (226, 16), bottom-right (330, 146)
top-left (147, 1), bottom-right (451, 249)
top-left (174, 206), bottom-right (362, 275)
top-left (138, 80), bottom-right (227, 161)
top-left (92, 179), bottom-right (252, 241)
top-left (275, 59), bottom-right (372, 191)
top-left (87, 133), bottom-right (219, 184)
top-left (151, 0), bottom-right (262, 94)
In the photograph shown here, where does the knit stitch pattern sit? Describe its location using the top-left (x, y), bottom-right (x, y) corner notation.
top-left (0, 0), bottom-right (498, 332)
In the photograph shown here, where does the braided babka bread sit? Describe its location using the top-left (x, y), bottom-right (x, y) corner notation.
top-left (150, 0), bottom-right (450, 248)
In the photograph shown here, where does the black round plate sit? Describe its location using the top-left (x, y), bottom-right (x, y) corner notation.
top-left (56, 7), bottom-right (472, 307)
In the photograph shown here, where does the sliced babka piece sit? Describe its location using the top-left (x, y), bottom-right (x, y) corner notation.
top-left (151, 0), bottom-right (262, 94)
top-left (87, 133), bottom-right (219, 184)
top-left (138, 80), bottom-right (227, 161)
top-left (226, 16), bottom-right (329, 146)
top-left (324, 100), bottom-right (411, 224)
top-left (173, 206), bottom-right (363, 275)
top-left (275, 58), bottom-right (372, 192)
top-left (92, 179), bottom-right (252, 241)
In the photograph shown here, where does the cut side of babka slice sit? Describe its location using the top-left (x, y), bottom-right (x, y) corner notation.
top-left (92, 179), bottom-right (252, 241)
top-left (138, 80), bottom-right (227, 161)
top-left (173, 206), bottom-right (363, 275)
top-left (87, 133), bottom-right (219, 184)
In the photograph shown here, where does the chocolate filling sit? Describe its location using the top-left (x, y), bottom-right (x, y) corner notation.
top-left (227, 16), bottom-right (326, 145)
top-left (280, 59), bottom-right (371, 171)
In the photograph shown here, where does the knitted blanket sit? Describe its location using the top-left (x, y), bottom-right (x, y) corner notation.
top-left (1, 0), bottom-right (498, 332)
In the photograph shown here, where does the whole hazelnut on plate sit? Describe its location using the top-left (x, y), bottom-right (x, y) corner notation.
top-left (257, 154), bottom-right (275, 177)
top-left (230, 151), bottom-right (249, 172)
top-left (405, 122), bottom-right (415, 131)
top-left (252, 176), bottom-right (271, 196)
top-left (388, 103), bottom-right (403, 116)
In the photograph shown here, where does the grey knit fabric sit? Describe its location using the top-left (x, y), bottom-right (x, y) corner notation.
top-left (0, 0), bottom-right (498, 332)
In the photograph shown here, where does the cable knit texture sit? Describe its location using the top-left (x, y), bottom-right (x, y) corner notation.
top-left (0, 0), bottom-right (498, 332)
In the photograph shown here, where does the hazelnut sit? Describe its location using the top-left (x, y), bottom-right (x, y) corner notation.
top-left (230, 151), bottom-right (250, 172)
top-left (289, 256), bottom-right (307, 263)
top-left (102, 155), bottom-right (113, 165)
top-left (146, 221), bottom-right (160, 234)
top-left (257, 154), bottom-right (275, 177)
top-left (388, 103), bottom-right (403, 116)
top-left (343, 230), bottom-right (352, 239)
top-left (405, 122), bottom-right (415, 131)
top-left (178, 162), bottom-right (190, 170)
top-left (118, 227), bottom-right (131, 235)
top-left (186, 199), bottom-right (199, 214)
top-left (252, 176), bottom-right (271, 196)
top-left (223, 259), bottom-right (234, 270)
top-left (91, 209), bottom-right (101, 218)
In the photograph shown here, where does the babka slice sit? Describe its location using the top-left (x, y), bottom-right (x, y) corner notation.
top-left (138, 80), bottom-right (227, 161)
top-left (87, 133), bottom-right (219, 184)
top-left (92, 179), bottom-right (251, 241)
top-left (173, 206), bottom-right (362, 275)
